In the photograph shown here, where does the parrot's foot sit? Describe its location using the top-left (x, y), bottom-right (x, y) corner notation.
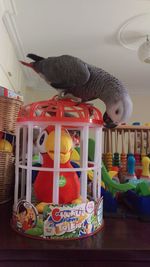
top-left (58, 92), bottom-right (82, 103)
top-left (36, 202), bottom-right (50, 213)
top-left (71, 196), bottom-right (83, 204)
top-left (71, 196), bottom-right (89, 204)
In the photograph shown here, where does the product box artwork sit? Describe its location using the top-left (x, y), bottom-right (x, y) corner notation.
top-left (13, 199), bottom-right (103, 239)
top-left (0, 86), bottom-right (23, 100)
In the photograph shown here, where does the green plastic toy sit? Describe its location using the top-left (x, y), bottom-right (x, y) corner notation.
top-left (135, 181), bottom-right (150, 196)
top-left (102, 162), bottom-right (136, 196)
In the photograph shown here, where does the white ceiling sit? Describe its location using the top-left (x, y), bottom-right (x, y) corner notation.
top-left (3, 0), bottom-right (150, 94)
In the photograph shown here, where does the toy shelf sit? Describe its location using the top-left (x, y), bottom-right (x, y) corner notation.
top-left (102, 125), bottom-right (150, 155)
top-left (103, 125), bottom-right (150, 132)
top-left (102, 125), bottom-right (150, 178)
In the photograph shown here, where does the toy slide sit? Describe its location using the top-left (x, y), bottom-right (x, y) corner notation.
top-left (102, 162), bottom-right (136, 196)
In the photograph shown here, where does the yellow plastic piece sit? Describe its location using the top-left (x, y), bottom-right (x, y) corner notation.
top-left (109, 171), bottom-right (118, 179)
top-left (0, 139), bottom-right (12, 152)
top-left (87, 170), bottom-right (94, 181)
top-left (70, 148), bottom-right (80, 162)
top-left (72, 196), bottom-right (83, 204)
top-left (141, 156), bottom-right (150, 177)
top-left (101, 181), bottom-right (105, 189)
top-left (36, 202), bottom-right (49, 213)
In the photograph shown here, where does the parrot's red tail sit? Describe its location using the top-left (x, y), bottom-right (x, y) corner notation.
top-left (19, 61), bottom-right (33, 68)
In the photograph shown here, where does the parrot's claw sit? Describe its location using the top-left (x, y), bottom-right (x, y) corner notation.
top-left (58, 92), bottom-right (82, 103)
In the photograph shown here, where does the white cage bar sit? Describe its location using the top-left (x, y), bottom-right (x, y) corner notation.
top-left (14, 121), bottom-right (103, 209)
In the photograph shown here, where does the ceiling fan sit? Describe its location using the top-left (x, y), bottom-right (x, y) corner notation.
top-left (117, 13), bottom-right (150, 63)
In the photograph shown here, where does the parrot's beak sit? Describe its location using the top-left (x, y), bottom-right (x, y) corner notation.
top-left (103, 112), bottom-right (118, 128)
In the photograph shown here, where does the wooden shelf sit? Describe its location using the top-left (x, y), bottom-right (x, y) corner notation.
top-left (1, 202), bottom-right (150, 266)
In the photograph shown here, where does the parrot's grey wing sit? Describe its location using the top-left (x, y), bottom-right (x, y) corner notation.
top-left (36, 55), bottom-right (90, 88)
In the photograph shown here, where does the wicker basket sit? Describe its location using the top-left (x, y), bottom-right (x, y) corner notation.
top-left (0, 151), bottom-right (15, 203)
top-left (0, 96), bottom-right (23, 134)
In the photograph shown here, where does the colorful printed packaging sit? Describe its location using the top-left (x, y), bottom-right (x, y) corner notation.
top-left (0, 86), bottom-right (23, 101)
top-left (12, 199), bottom-right (103, 240)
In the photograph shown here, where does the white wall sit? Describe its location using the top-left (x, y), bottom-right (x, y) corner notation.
top-left (24, 87), bottom-right (58, 104)
top-left (128, 93), bottom-right (150, 125)
top-left (0, 0), bottom-right (26, 97)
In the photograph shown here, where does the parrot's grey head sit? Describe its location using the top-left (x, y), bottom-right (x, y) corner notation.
top-left (103, 93), bottom-right (133, 128)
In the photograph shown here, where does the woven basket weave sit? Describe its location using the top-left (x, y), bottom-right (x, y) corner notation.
top-left (0, 96), bottom-right (22, 134)
top-left (0, 151), bottom-right (15, 203)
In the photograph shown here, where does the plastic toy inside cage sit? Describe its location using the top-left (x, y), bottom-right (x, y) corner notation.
top-left (12, 96), bottom-right (104, 240)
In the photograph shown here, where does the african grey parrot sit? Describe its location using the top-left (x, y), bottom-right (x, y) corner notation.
top-left (20, 54), bottom-right (133, 128)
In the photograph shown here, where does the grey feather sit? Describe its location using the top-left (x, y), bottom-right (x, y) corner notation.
top-left (32, 55), bottom-right (90, 89)
top-left (25, 54), bottom-right (133, 127)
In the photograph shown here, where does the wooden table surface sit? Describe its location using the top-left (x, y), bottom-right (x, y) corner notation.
top-left (0, 202), bottom-right (150, 267)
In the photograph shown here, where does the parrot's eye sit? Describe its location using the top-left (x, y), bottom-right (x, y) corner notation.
top-left (37, 130), bottom-right (48, 153)
top-left (39, 134), bottom-right (45, 145)
top-left (115, 109), bottom-right (119, 115)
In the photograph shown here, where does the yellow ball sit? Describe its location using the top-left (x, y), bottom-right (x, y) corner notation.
top-left (0, 139), bottom-right (13, 152)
